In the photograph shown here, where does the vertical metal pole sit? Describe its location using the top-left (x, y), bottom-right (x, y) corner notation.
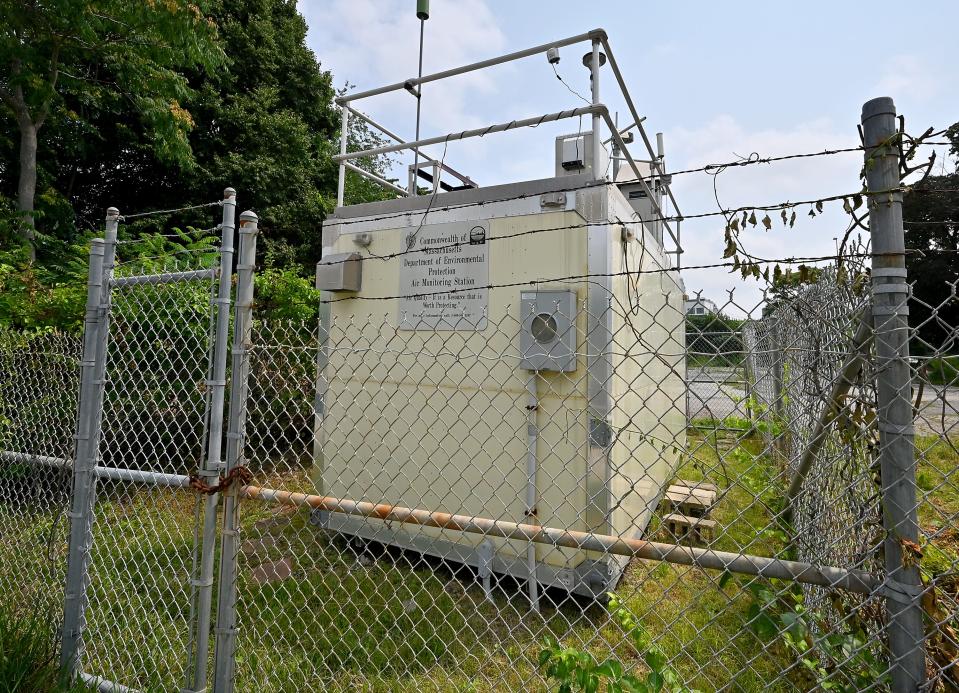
top-left (524, 372), bottom-right (539, 613)
top-left (411, 17), bottom-right (426, 196)
top-left (743, 337), bottom-right (756, 423)
top-left (189, 188), bottom-right (236, 692)
top-left (590, 39), bottom-right (602, 178)
top-left (861, 96), bottom-right (925, 691)
top-left (60, 208), bottom-right (119, 678)
top-left (212, 210), bottom-right (259, 693)
top-left (337, 106), bottom-right (349, 207)
top-left (771, 318), bottom-right (786, 421)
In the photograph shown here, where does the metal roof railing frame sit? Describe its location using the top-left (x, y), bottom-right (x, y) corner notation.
top-left (332, 28), bottom-right (684, 268)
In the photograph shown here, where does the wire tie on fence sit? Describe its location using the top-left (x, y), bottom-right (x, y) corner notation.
top-left (190, 577), bottom-right (215, 588)
top-left (231, 348), bottom-right (246, 357)
top-left (236, 263), bottom-right (255, 271)
top-left (882, 578), bottom-right (924, 604)
top-left (871, 267), bottom-right (908, 278)
top-left (878, 422), bottom-right (914, 437)
top-left (212, 297), bottom-right (231, 306)
top-left (189, 465), bottom-right (254, 495)
top-left (205, 379), bottom-right (227, 387)
top-left (226, 432), bottom-right (244, 440)
top-left (872, 284), bottom-right (910, 295)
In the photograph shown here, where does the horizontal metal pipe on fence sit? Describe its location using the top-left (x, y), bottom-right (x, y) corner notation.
top-left (79, 671), bottom-right (139, 693)
top-left (239, 484), bottom-right (882, 595)
top-left (0, 451), bottom-right (190, 487)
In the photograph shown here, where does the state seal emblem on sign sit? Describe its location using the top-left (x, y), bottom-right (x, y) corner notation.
top-left (469, 226), bottom-right (486, 245)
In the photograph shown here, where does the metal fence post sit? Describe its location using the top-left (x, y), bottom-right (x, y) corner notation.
top-left (212, 210), bottom-right (258, 693)
top-left (60, 208), bottom-right (119, 678)
top-left (861, 96), bottom-right (926, 691)
top-left (771, 318), bottom-right (785, 421)
top-left (187, 188), bottom-right (237, 693)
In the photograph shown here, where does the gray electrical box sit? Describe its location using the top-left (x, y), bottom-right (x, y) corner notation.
top-left (316, 252), bottom-right (362, 292)
top-left (519, 290), bottom-right (578, 372)
top-left (555, 132), bottom-right (608, 178)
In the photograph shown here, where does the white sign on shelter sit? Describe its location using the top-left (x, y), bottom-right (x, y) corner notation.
top-left (398, 220), bottom-right (489, 330)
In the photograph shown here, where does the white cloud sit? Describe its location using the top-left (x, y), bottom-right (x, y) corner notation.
top-left (872, 54), bottom-right (938, 104)
top-left (299, 0), bottom-right (506, 135)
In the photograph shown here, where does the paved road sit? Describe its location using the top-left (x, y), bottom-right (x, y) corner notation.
top-left (915, 385), bottom-right (959, 438)
top-left (686, 367), bottom-right (747, 422)
top-left (686, 366), bottom-right (958, 439)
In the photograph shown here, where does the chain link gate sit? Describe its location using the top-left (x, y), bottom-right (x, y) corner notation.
top-left (55, 190), bottom-right (261, 692)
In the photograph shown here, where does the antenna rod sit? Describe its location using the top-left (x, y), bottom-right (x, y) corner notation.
top-left (411, 0), bottom-right (429, 195)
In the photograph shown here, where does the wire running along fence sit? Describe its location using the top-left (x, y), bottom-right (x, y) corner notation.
top-left (0, 112), bottom-right (956, 692)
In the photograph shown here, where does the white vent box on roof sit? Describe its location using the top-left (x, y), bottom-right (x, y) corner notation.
top-left (555, 132), bottom-right (608, 178)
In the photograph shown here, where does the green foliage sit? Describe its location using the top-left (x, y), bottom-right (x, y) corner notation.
top-left (539, 594), bottom-right (696, 693)
top-left (737, 578), bottom-right (890, 691)
top-left (685, 313), bottom-right (745, 367)
top-left (254, 266), bottom-right (321, 322)
top-left (902, 124), bottom-right (958, 353)
top-left (0, 240), bottom-right (88, 331)
top-left (1, 0), bottom-right (394, 329)
top-left (923, 355), bottom-right (959, 386)
top-left (0, 603), bottom-right (95, 692)
top-left (0, 0), bottom-right (225, 257)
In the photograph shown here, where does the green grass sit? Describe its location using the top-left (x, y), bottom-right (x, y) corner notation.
top-left (1, 430), bottom-right (956, 691)
top-left (0, 603), bottom-right (97, 693)
top-left (916, 435), bottom-right (959, 579)
top-left (923, 355), bottom-right (959, 386)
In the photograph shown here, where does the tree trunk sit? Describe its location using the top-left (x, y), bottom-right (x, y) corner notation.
top-left (17, 121), bottom-right (38, 263)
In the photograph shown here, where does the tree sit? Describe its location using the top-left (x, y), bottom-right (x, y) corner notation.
top-left (2, 0), bottom-right (390, 272)
top-left (0, 0), bottom-right (224, 262)
top-left (902, 124), bottom-right (959, 354)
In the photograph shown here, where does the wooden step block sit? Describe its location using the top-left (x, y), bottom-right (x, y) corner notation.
top-left (662, 482), bottom-right (717, 518)
top-left (671, 479), bottom-right (718, 494)
top-left (662, 513), bottom-right (717, 545)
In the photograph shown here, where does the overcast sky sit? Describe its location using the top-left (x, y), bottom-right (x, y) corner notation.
top-left (298, 0), bottom-right (958, 316)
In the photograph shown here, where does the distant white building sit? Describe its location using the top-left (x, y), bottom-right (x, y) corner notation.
top-left (684, 294), bottom-right (719, 316)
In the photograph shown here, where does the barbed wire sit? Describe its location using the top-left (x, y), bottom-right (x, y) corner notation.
top-left (331, 126), bottom-right (948, 228)
top-left (316, 183), bottom-right (936, 271)
top-left (115, 225), bottom-right (222, 245)
top-left (314, 251), bottom-right (913, 305)
top-left (667, 129), bottom-right (950, 178)
top-left (119, 200), bottom-right (222, 221)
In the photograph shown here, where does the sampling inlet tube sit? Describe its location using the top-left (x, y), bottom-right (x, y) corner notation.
top-left (525, 373), bottom-right (540, 612)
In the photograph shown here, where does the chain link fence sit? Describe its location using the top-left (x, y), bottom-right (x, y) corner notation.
top-left (0, 111), bottom-right (957, 692)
